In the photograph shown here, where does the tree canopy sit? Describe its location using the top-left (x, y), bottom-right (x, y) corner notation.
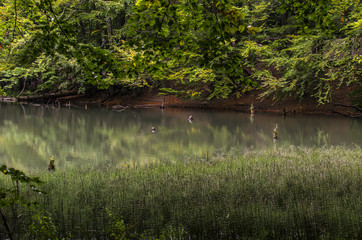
top-left (0, 0), bottom-right (361, 104)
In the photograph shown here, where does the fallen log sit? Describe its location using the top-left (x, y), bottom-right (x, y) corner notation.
top-left (17, 91), bottom-right (78, 101)
top-left (112, 105), bottom-right (129, 109)
top-left (0, 97), bottom-right (17, 102)
top-left (134, 104), bottom-right (163, 109)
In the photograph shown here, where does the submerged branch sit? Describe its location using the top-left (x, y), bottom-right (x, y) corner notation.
top-left (332, 110), bottom-right (362, 118)
top-left (334, 103), bottom-right (362, 112)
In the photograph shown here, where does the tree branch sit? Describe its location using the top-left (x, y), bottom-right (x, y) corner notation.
top-left (16, 78), bottom-right (27, 98)
top-left (334, 103), bottom-right (362, 112)
top-left (13, 0), bottom-right (17, 40)
top-left (0, 208), bottom-right (14, 240)
top-left (45, 0), bottom-right (73, 46)
top-left (332, 110), bottom-right (362, 118)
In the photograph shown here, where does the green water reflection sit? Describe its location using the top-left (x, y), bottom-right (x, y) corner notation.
top-left (1, 103), bottom-right (361, 171)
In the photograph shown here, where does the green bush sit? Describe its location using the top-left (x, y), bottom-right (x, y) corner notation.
top-left (0, 87), bottom-right (6, 97)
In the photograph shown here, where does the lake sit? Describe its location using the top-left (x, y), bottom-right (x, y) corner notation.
top-left (1, 102), bottom-right (361, 171)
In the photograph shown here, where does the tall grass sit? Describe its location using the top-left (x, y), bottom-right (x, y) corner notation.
top-left (1, 146), bottom-right (361, 239)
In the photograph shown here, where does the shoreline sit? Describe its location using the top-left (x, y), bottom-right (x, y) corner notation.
top-left (2, 88), bottom-right (361, 117)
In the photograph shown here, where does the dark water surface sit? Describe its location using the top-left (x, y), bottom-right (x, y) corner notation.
top-left (1, 102), bottom-right (361, 171)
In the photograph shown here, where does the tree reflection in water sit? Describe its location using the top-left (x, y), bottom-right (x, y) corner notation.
top-left (0, 103), bottom-right (361, 171)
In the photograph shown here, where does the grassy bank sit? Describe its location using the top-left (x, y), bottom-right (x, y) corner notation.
top-left (1, 146), bottom-right (361, 239)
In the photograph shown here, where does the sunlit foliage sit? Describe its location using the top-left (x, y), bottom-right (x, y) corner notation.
top-left (0, 0), bottom-right (361, 103)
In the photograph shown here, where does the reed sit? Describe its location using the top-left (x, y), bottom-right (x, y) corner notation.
top-left (1, 146), bottom-right (361, 239)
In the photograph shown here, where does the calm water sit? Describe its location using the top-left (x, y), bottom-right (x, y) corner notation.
top-left (1, 102), bottom-right (361, 171)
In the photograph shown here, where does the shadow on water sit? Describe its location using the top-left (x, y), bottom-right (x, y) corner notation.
top-left (0, 102), bottom-right (361, 171)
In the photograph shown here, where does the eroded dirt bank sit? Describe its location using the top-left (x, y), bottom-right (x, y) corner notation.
top-left (49, 87), bottom-right (361, 117)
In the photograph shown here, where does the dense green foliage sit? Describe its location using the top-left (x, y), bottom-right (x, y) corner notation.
top-left (0, 165), bottom-right (43, 208)
top-left (0, 146), bottom-right (361, 239)
top-left (0, 0), bottom-right (361, 102)
top-left (0, 165), bottom-right (44, 240)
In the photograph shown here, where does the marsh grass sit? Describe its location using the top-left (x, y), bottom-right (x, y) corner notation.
top-left (1, 146), bottom-right (361, 239)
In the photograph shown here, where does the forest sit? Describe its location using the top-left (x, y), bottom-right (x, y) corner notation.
top-left (0, 1), bottom-right (362, 238)
top-left (0, 0), bottom-right (361, 107)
